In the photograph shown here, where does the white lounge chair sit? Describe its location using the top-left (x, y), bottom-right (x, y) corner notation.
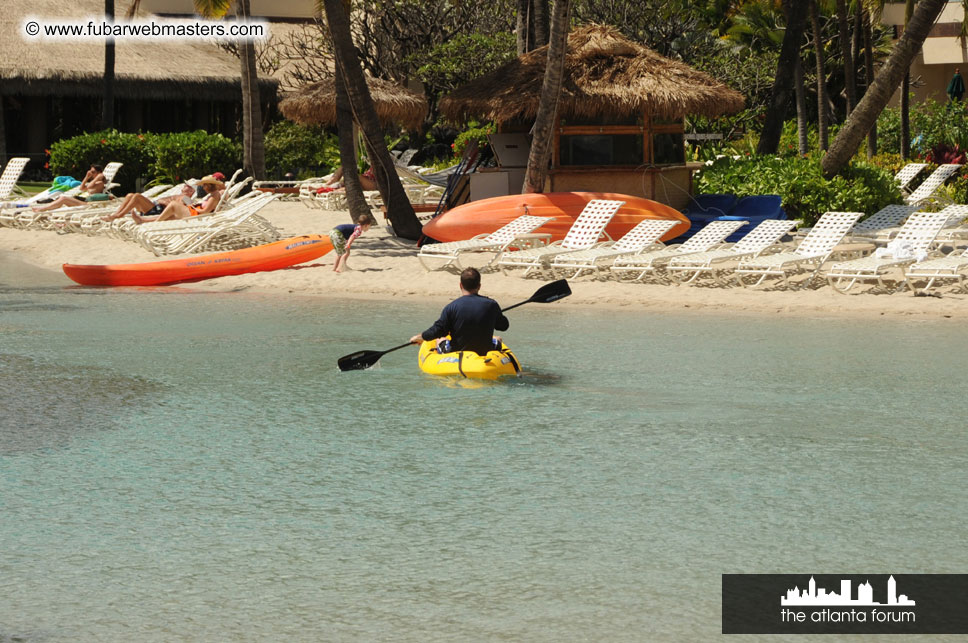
top-left (136, 193), bottom-right (279, 256)
top-left (823, 210), bottom-right (951, 293)
top-left (904, 245), bottom-right (968, 293)
top-left (904, 163), bottom-right (961, 206)
top-left (864, 204), bottom-right (968, 246)
top-left (496, 199), bottom-right (624, 275)
top-left (549, 218), bottom-right (677, 278)
top-left (894, 163), bottom-right (927, 195)
top-left (417, 214), bottom-right (554, 271)
top-left (610, 220), bottom-right (748, 282)
top-left (733, 211), bottom-right (862, 289)
top-left (665, 219), bottom-right (797, 285)
top-left (0, 157), bottom-right (29, 201)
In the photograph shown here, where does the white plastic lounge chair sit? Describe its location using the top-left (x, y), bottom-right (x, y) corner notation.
top-left (497, 199), bottom-right (624, 275)
top-left (136, 193), bottom-right (279, 256)
top-left (845, 204), bottom-right (919, 242)
top-left (610, 220), bottom-right (748, 281)
top-left (0, 157), bottom-right (29, 201)
top-left (904, 245), bottom-right (968, 293)
top-left (894, 163), bottom-right (927, 195)
top-left (864, 204), bottom-right (968, 245)
top-left (549, 218), bottom-right (677, 278)
top-left (417, 214), bottom-right (554, 271)
top-left (823, 210), bottom-right (951, 293)
top-left (904, 163), bottom-right (961, 206)
top-left (733, 211), bottom-right (862, 289)
top-left (665, 219), bottom-right (797, 285)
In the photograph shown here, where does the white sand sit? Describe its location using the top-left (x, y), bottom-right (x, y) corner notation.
top-left (2, 199), bottom-right (967, 319)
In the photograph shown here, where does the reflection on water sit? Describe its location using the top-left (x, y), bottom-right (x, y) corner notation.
top-left (1, 270), bottom-right (967, 642)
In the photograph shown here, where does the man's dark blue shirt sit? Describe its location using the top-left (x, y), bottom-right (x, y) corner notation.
top-left (421, 293), bottom-right (509, 355)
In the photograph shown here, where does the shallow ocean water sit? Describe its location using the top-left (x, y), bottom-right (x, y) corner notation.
top-left (1, 256), bottom-right (967, 642)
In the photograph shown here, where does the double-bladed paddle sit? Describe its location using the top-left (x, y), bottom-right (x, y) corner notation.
top-left (337, 279), bottom-right (572, 372)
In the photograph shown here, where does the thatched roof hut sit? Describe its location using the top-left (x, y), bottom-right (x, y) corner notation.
top-left (440, 24), bottom-right (744, 124)
top-left (0, 0), bottom-right (277, 100)
top-left (279, 77), bottom-right (428, 131)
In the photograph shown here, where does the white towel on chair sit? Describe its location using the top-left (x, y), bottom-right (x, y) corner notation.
top-left (875, 240), bottom-right (926, 262)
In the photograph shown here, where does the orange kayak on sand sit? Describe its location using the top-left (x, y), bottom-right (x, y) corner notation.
top-left (421, 192), bottom-right (690, 244)
top-left (62, 235), bottom-right (333, 287)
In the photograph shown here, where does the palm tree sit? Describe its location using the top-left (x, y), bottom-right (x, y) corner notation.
top-left (834, 0), bottom-right (856, 114)
top-left (523, 0), bottom-right (570, 193)
top-left (319, 0), bottom-right (422, 239)
top-left (332, 65), bottom-right (372, 223)
top-left (102, 0), bottom-right (115, 129)
top-left (756, 0), bottom-right (809, 154)
top-left (808, 0), bottom-right (828, 150)
top-left (516, 0), bottom-right (531, 54)
top-left (193, 0), bottom-right (266, 179)
top-left (794, 57), bottom-right (809, 155)
top-left (822, 0), bottom-right (947, 177)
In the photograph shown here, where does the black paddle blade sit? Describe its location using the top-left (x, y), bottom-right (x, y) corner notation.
top-left (337, 350), bottom-right (386, 372)
top-left (530, 279), bottom-right (571, 303)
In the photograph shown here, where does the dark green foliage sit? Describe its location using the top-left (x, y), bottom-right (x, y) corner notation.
top-left (150, 131), bottom-right (242, 183)
top-left (48, 130), bottom-right (153, 193)
top-left (877, 99), bottom-right (968, 156)
top-left (263, 121), bottom-right (340, 179)
top-left (411, 33), bottom-right (516, 95)
top-left (452, 123), bottom-right (494, 158)
top-left (695, 155), bottom-right (900, 227)
top-left (50, 130), bottom-right (242, 189)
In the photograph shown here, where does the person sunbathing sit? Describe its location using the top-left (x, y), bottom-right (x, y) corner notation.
top-left (131, 175), bottom-right (224, 224)
top-left (101, 184), bottom-right (195, 222)
top-left (316, 166), bottom-right (378, 193)
top-left (31, 165), bottom-right (111, 212)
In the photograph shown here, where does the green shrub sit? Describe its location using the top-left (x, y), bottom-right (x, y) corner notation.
top-left (695, 155), bottom-right (900, 227)
top-left (453, 122), bottom-right (495, 158)
top-left (150, 130), bottom-right (242, 184)
top-left (877, 99), bottom-right (968, 156)
top-left (263, 121), bottom-right (340, 179)
top-left (48, 129), bottom-right (153, 193)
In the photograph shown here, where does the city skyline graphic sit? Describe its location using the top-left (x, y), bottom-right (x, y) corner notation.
top-left (781, 576), bottom-right (916, 607)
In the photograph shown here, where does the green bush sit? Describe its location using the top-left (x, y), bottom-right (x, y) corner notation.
top-left (453, 122), bottom-right (495, 158)
top-left (263, 121), bottom-right (339, 179)
top-left (695, 155), bottom-right (900, 227)
top-left (48, 129), bottom-right (153, 193)
top-left (877, 99), bottom-right (968, 156)
top-left (150, 130), bottom-right (242, 184)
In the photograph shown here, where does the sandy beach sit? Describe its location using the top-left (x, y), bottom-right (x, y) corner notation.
top-left (3, 198), bottom-right (968, 319)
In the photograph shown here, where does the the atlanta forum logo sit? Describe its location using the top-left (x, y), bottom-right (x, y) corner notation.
top-left (780, 575), bottom-right (915, 625)
top-left (721, 573), bottom-right (968, 634)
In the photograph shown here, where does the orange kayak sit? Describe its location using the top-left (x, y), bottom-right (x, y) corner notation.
top-left (421, 192), bottom-right (690, 243)
top-left (62, 235), bottom-right (333, 287)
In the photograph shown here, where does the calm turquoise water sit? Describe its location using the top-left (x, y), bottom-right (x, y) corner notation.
top-left (2, 256), bottom-right (967, 642)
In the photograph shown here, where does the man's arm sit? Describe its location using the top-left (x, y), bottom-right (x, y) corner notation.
top-left (494, 302), bottom-right (509, 332)
top-left (410, 305), bottom-right (452, 344)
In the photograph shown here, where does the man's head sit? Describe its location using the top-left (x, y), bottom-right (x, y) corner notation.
top-left (460, 267), bottom-right (481, 294)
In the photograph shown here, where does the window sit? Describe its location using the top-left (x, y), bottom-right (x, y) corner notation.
top-left (555, 113), bottom-right (684, 167)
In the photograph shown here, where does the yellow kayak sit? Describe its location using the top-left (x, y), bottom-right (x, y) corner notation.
top-left (418, 338), bottom-right (521, 379)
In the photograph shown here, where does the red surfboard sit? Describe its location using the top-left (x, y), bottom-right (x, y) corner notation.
top-left (63, 235), bottom-right (333, 287)
top-left (421, 192), bottom-right (689, 243)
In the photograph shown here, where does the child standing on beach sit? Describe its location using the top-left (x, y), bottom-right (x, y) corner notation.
top-left (329, 214), bottom-right (373, 273)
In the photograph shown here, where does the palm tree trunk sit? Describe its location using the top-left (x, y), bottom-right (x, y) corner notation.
top-left (809, 0), bottom-right (828, 151)
top-left (0, 96), bottom-right (7, 167)
top-left (757, 0), bottom-right (808, 155)
top-left (237, 0), bottom-right (265, 179)
top-left (864, 7), bottom-right (877, 158)
top-left (795, 57), bottom-right (809, 155)
top-left (102, 0), bottom-right (115, 129)
top-left (533, 0), bottom-right (550, 48)
top-left (321, 0), bottom-right (421, 239)
top-left (334, 58), bottom-right (371, 221)
top-left (516, 0), bottom-right (530, 54)
top-left (822, 0), bottom-right (946, 178)
top-left (900, 0), bottom-right (915, 159)
top-left (835, 0), bottom-right (856, 115)
top-left (524, 0), bottom-right (570, 194)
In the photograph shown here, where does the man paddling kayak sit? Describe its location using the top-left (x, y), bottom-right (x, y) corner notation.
top-left (409, 267), bottom-right (509, 356)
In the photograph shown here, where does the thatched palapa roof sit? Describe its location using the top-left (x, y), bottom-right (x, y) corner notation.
top-left (440, 24), bottom-right (744, 124)
top-left (279, 76), bottom-right (428, 131)
top-left (0, 0), bottom-right (277, 100)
